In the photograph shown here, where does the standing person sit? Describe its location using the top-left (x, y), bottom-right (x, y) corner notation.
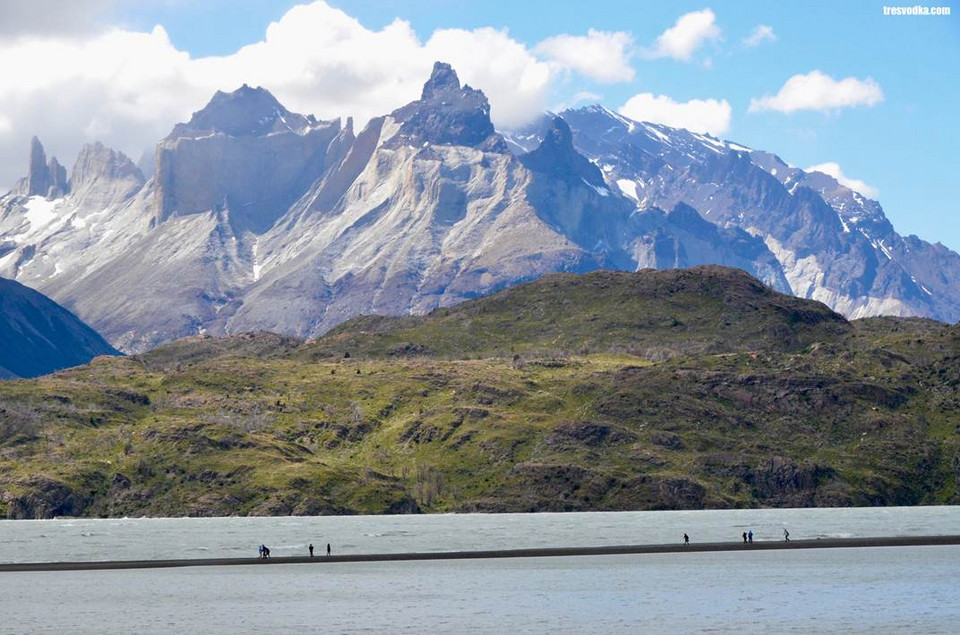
top-left (683, 533), bottom-right (690, 545)
top-left (742, 531), bottom-right (748, 544)
top-left (258, 544), bottom-right (264, 558)
top-left (747, 530), bottom-right (753, 543)
top-left (327, 543), bottom-right (331, 556)
top-left (263, 546), bottom-right (271, 558)
top-left (309, 543), bottom-right (315, 557)
top-left (783, 529), bottom-right (790, 542)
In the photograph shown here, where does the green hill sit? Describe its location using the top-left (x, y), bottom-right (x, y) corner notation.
top-left (0, 266), bottom-right (956, 518)
top-left (302, 267), bottom-right (849, 360)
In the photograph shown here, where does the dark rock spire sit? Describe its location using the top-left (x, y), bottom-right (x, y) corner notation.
top-left (389, 61), bottom-right (506, 152)
top-left (26, 136), bottom-right (50, 197)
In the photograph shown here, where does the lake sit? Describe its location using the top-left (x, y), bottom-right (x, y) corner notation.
top-left (1, 506), bottom-right (958, 633)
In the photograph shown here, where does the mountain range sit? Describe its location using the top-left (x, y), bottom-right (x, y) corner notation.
top-left (1, 62), bottom-right (957, 354)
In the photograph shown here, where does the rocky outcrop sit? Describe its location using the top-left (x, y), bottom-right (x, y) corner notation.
top-left (46, 156), bottom-right (68, 198)
top-left (13, 137), bottom-right (70, 199)
top-left (2, 477), bottom-right (89, 519)
top-left (26, 136), bottom-right (49, 197)
top-left (69, 142), bottom-right (144, 209)
top-left (389, 61), bottom-right (507, 152)
top-left (698, 454), bottom-right (846, 507)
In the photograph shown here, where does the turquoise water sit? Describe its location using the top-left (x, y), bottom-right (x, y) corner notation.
top-left (1, 507), bottom-right (958, 633)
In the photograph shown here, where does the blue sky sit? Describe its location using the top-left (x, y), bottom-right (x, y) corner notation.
top-left (4, 1), bottom-right (958, 250)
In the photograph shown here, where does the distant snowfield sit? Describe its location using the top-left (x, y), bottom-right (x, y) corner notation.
top-left (23, 196), bottom-right (62, 234)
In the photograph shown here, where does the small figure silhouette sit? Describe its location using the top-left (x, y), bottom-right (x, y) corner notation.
top-left (327, 543), bottom-right (331, 556)
top-left (783, 529), bottom-right (790, 542)
top-left (742, 531), bottom-right (748, 544)
top-left (747, 530), bottom-right (753, 544)
top-left (309, 543), bottom-right (314, 557)
top-left (683, 533), bottom-right (689, 545)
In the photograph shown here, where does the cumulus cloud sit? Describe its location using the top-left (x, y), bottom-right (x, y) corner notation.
top-left (644, 9), bottom-right (721, 62)
top-left (748, 70), bottom-right (884, 113)
top-left (743, 25), bottom-right (776, 47)
top-left (806, 162), bottom-right (879, 198)
top-left (0, 1), bottom-right (554, 190)
top-left (619, 93), bottom-right (731, 135)
top-left (535, 29), bottom-right (634, 83)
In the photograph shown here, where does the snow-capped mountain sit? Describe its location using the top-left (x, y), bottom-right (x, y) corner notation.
top-left (509, 105), bottom-right (960, 321)
top-left (0, 63), bottom-right (957, 352)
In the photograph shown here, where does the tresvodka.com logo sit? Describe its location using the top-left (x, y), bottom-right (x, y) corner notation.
top-left (882, 5), bottom-right (952, 15)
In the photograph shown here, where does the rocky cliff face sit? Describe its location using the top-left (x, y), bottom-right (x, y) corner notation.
top-left (550, 105), bottom-right (959, 322)
top-left (154, 84), bottom-right (342, 233)
top-left (389, 61), bottom-right (506, 152)
top-left (0, 63), bottom-right (957, 353)
top-left (70, 142), bottom-right (145, 209)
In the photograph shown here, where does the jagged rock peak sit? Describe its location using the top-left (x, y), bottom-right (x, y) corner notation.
top-left (390, 61), bottom-right (506, 152)
top-left (539, 116), bottom-right (575, 148)
top-left (520, 117), bottom-right (605, 187)
top-left (69, 142), bottom-right (144, 191)
top-left (46, 156), bottom-right (68, 199)
top-left (27, 136), bottom-right (50, 197)
top-left (168, 84), bottom-right (321, 139)
top-left (421, 61), bottom-right (461, 99)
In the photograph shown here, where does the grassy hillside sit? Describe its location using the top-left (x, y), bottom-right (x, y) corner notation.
top-left (303, 267), bottom-right (849, 360)
top-left (0, 266), bottom-right (957, 518)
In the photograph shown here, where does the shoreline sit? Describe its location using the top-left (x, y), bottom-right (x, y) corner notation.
top-left (1, 535), bottom-right (957, 572)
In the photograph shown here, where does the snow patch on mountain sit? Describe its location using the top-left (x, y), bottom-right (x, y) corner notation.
top-left (617, 179), bottom-right (639, 202)
top-left (22, 196), bottom-right (62, 233)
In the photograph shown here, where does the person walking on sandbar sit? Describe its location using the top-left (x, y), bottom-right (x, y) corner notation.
top-left (747, 530), bottom-right (753, 543)
top-left (327, 543), bottom-right (331, 556)
top-left (742, 531), bottom-right (748, 544)
top-left (783, 529), bottom-right (790, 542)
top-left (683, 533), bottom-right (690, 545)
top-left (309, 543), bottom-right (315, 557)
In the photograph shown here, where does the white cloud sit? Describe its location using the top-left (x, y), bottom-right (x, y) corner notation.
top-left (645, 9), bottom-right (721, 62)
top-left (806, 162), bottom-right (879, 198)
top-left (425, 27), bottom-right (552, 127)
top-left (748, 70), bottom-right (884, 113)
top-left (0, 0), bottom-right (115, 38)
top-left (0, 1), bottom-right (554, 191)
top-left (535, 29), bottom-right (634, 83)
top-left (619, 93), bottom-right (731, 135)
top-left (743, 25), bottom-right (776, 47)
